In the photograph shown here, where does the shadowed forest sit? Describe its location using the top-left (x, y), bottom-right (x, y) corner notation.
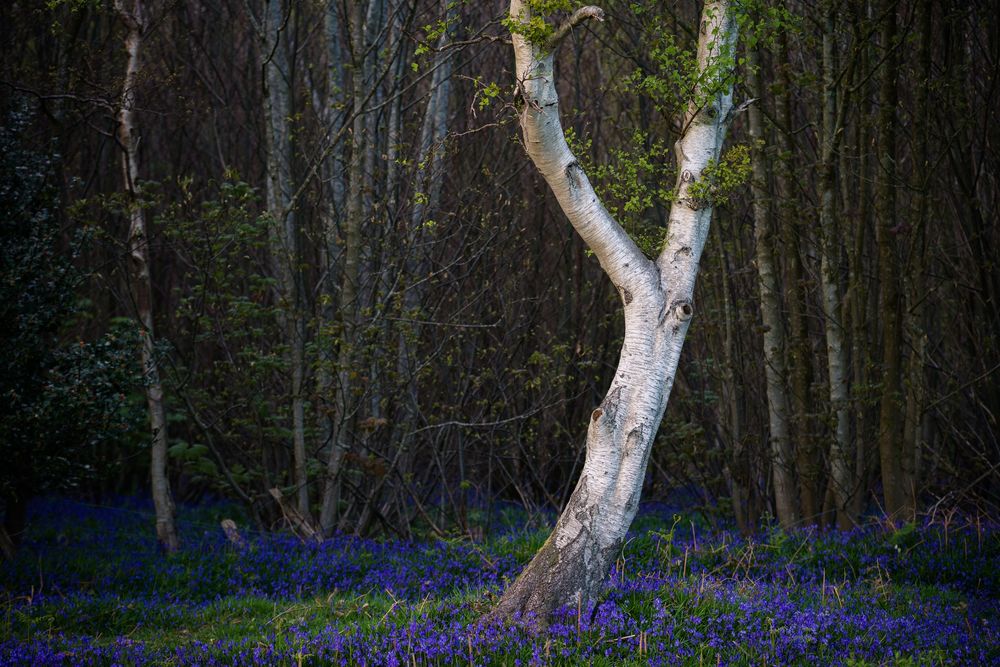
top-left (1, 0), bottom-right (998, 664)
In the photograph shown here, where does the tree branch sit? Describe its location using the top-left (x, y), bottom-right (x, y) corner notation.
top-left (510, 0), bottom-right (654, 297)
top-left (546, 5), bottom-right (604, 51)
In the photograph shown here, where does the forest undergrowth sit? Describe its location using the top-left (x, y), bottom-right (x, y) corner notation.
top-left (1, 498), bottom-right (997, 666)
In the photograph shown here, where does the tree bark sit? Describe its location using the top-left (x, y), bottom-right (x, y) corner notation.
top-left (392, 5), bottom-right (455, 500)
top-left (747, 46), bottom-right (798, 529)
top-left (314, 0), bottom-right (347, 482)
top-left (847, 1), bottom-right (874, 521)
top-left (490, 0), bottom-right (737, 621)
top-left (319, 0), bottom-right (369, 537)
top-left (875, 0), bottom-right (912, 520)
top-left (257, 0), bottom-right (310, 521)
top-left (115, 0), bottom-right (179, 552)
top-left (772, 30), bottom-right (818, 523)
top-left (818, 4), bottom-right (855, 530)
top-left (385, 1), bottom-right (457, 532)
top-left (716, 219), bottom-right (751, 534)
top-left (903, 0), bottom-right (931, 509)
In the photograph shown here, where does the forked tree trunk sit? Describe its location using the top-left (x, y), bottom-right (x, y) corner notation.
top-left (115, 0), bottom-right (179, 552)
top-left (490, 0), bottom-right (737, 621)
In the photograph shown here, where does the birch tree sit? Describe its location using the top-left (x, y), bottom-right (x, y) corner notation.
top-left (114, 0), bottom-right (179, 551)
top-left (490, 0), bottom-right (738, 620)
top-left (818, 3), bottom-right (857, 529)
top-left (746, 45), bottom-right (797, 529)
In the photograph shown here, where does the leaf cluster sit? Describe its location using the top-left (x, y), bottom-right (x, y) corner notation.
top-left (685, 143), bottom-right (752, 209)
top-left (159, 175), bottom-right (283, 494)
top-left (503, 0), bottom-right (579, 48)
top-left (566, 127), bottom-right (674, 257)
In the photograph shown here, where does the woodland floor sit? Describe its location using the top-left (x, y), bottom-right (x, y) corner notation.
top-left (1, 498), bottom-right (998, 665)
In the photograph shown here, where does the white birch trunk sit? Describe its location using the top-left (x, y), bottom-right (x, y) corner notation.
top-left (491, 0), bottom-right (737, 620)
top-left (115, 0), bottom-right (179, 552)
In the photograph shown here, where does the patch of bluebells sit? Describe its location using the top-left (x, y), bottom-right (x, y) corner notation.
top-left (2, 498), bottom-right (998, 665)
top-left (1, 498), bottom-right (519, 603)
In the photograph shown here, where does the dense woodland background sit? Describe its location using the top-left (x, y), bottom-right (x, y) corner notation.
top-left (2, 0), bottom-right (998, 549)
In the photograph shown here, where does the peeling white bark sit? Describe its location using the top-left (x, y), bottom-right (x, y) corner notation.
top-left (492, 0), bottom-right (737, 621)
top-left (115, 0), bottom-right (179, 552)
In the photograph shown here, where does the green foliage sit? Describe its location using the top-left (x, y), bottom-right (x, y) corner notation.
top-left (503, 0), bottom-right (578, 48)
top-left (566, 127), bottom-right (674, 257)
top-left (737, 0), bottom-right (802, 53)
top-left (477, 80), bottom-right (502, 110)
top-left (160, 174), bottom-right (281, 495)
top-left (685, 143), bottom-right (752, 209)
top-left (624, 32), bottom-right (701, 119)
top-left (620, 7), bottom-right (738, 121)
top-left (888, 522), bottom-right (918, 549)
top-left (0, 102), bottom-right (143, 503)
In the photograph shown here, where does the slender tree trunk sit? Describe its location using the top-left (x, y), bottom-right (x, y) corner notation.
top-left (716, 220), bottom-right (750, 534)
top-left (818, 5), bottom-right (854, 529)
top-left (875, 0), bottom-right (912, 520)
top-left (848, 0), bottom-right (874, 520)
top-left (382, 3), bottom-right (454, 532)
top-left (772, 31), bottom-right (818, 523)
top-left (490, 0), bottom-right (737, 621)
top-left (747, 46), bottom-right (798, 529)
top-left (903, 0), bottom-right (931, 505)
top-left (319, 0), bottom-right (368, 536)
top-left (314, 0), bottom-right (347, 484)
top-left (393, 9), bottom-right (455, 479)
top-left (258, 0), bottom-right (310, 520)
top-left (365, 9), bottom-right (409, 533)
top-left (115, 0), bottom-right (179, 552)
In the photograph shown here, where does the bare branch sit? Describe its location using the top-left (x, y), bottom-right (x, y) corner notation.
top-left (546, 5), bottom-right (604, 51)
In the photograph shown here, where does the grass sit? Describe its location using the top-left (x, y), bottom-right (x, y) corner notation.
top-left (1, 498), bottom-right (998, 665)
